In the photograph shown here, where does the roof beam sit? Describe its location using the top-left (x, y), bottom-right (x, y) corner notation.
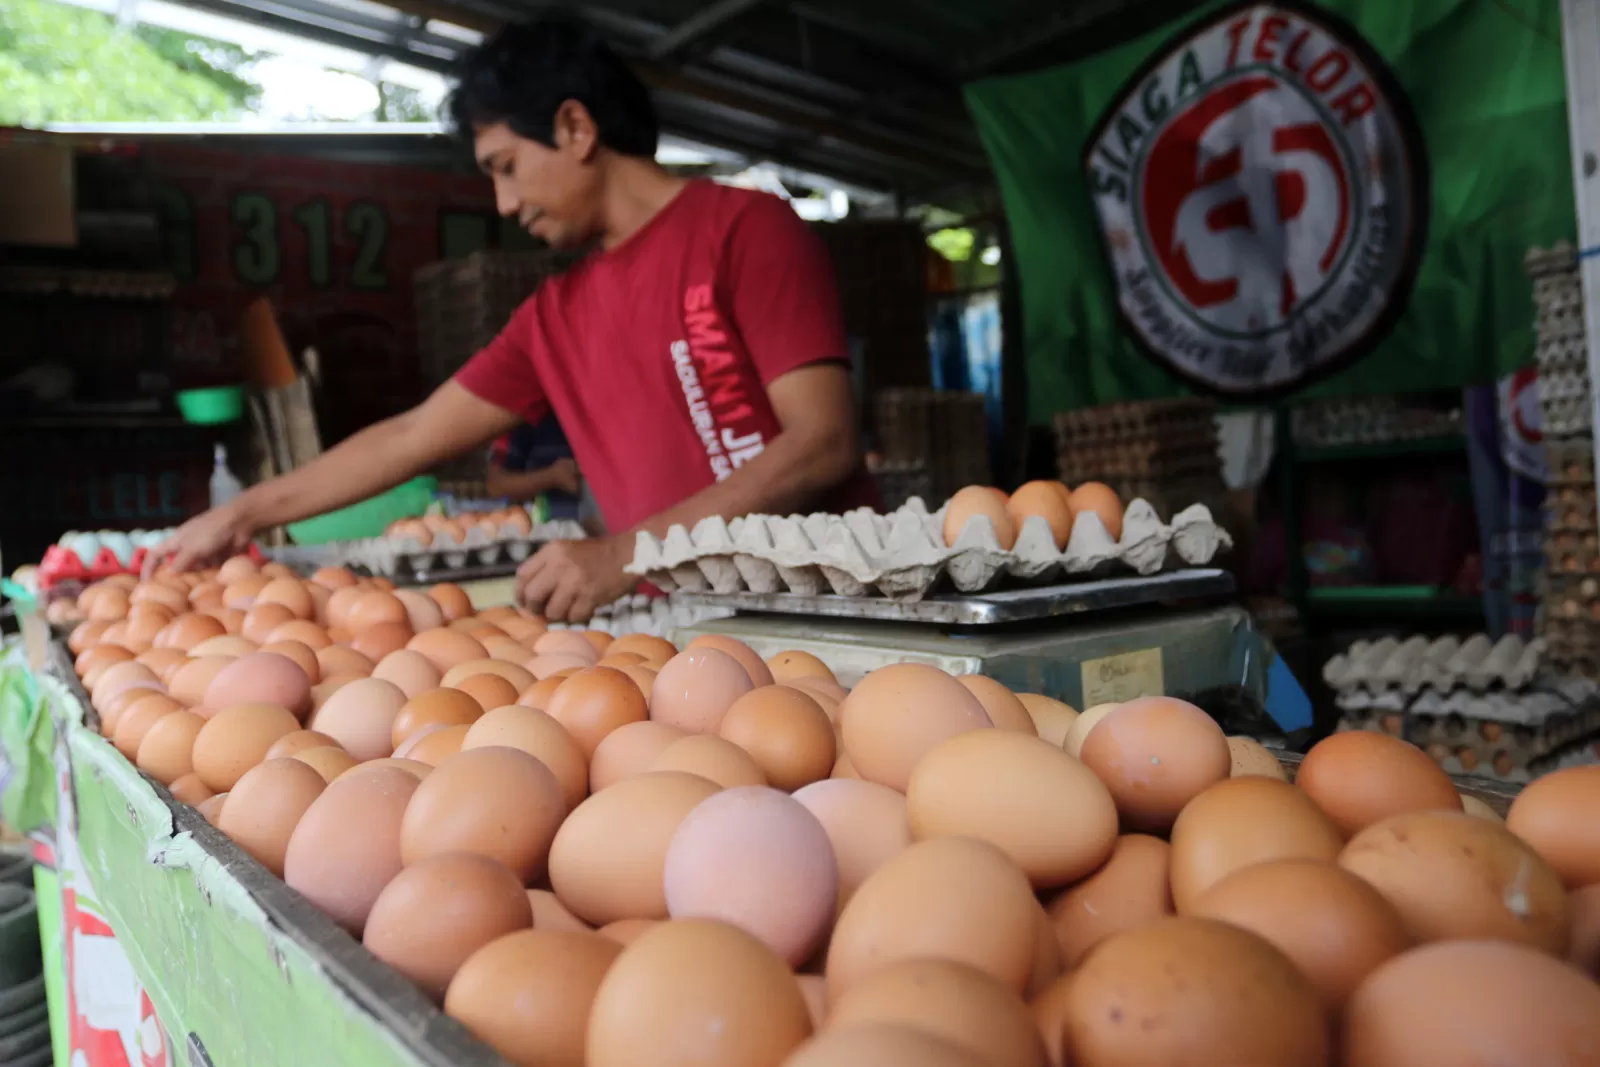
top-left (957, 0), bottom-right (1134, 77)
top-left (649, 0), bottom-right (769, 60)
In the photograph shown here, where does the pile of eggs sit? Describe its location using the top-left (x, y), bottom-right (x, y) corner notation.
top-left (386, 508), bottom-right (534, 547)
top-left (942, 480), bottom-right (1126, 551)
top-left (66, 558), bottom-right (1600, 1067)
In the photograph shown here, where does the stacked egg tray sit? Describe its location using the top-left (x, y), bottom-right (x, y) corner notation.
top-left (1052, 398), bottom-right (1222, 485)
top-left (626, 496), bottom-right (1232, 603)
top-left (265, 518), bottom-right (588, 580)
top-left (1323, 634), bottom-right (1600, 782)
top-left (1289, 397), bottom-right (1463, 449)
top-left (1529, 243), bottom-right (1593, 435)
top-left (870, 389), bottom-right (991, 502)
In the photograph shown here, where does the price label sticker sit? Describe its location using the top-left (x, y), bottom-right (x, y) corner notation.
top-left (1080, 648), bottom-right (1164, 706)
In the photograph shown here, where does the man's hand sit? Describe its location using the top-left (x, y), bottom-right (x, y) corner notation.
top-left (544, 458), bottom-right (582, 496)
top-left (515, 536), bottom-right (636, 622)
top-left (143, 503), bottom-right (255, 577)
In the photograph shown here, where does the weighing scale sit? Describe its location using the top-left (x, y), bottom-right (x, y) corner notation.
top-left (671, 568), bottom-right (1311, 733)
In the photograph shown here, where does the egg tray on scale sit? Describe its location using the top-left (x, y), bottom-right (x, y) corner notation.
top-left (626, 496), bottom-right (1232, 603)
top-left (264, 518), bottom-right (589, 581)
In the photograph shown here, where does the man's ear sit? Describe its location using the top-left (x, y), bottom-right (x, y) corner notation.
top-left (553, 99), bottom-right (600, 162)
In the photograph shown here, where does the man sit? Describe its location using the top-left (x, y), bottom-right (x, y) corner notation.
top-left (151, 14), bottom-right (878, 621)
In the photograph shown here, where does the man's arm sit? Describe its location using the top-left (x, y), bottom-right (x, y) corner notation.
top-left (517, 362), bottom-right (861, 619)
top-left (150, 381), bottom-right (523, 572)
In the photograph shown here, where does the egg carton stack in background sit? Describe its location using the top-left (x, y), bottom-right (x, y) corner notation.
top-left (267, 517), bottom-right (587, 578)
top-left (1289, 396), bottom-right (1463, 448)
top-left (1530, 243), bottom-right (1600, 675)
top-left (1323, 634), bottom-right (1600, 782)
top-left (1051, 399), bottom-right (1230, 522)
top-left (627, 496), bottom-right (1232, 603)
top-left (871, 389), bottom-right (991, 502)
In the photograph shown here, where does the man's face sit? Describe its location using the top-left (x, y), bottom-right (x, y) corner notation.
top-left (474, 116), bottom-right (601, 249)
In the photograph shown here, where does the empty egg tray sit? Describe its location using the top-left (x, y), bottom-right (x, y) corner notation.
top-left (627, 497), bottom-right (1232, 603)
top-left (268, 519), bottom-right (588, 577)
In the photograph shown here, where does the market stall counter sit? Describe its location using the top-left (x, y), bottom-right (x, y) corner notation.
top-left (1, 614), bottom-right (511, 1067)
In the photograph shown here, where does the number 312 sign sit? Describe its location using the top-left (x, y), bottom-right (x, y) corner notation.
top-left (230, 193), bottom-right (391, 291)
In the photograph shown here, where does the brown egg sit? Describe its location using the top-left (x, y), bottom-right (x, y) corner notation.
top-left (351, 622), bottom-right (415, 663)
top-left (462, 706), bottom-right (588, 812)
top-left (955, 675), bottom-right (1037, 734)
top-left (293, 746), bottom-right (360, 782)
top-left (1227, 735), bottom-right (1289, 779)
top-left (1079, 696), bottom-right (1230, 833)
top-left (942, 485), bottom-right (1017, 549)
top-left (586, 919), bottom-right (813, 1067)
top-left (686, 634), bottom-right (774, 687)
top-left (653, 735), bottom-right (766, 788)
top-left (88, 586), bottom-right (131, 621)
top-left (189, 635), bottom-right (257, 659)
top-left (310, 567), bottom-right (357, 590)
top-left (365, 853), bottom-right (532, 1000)
top-left (1190, 858), bottom-right (1412, 1009)
top-left (829, 836), bottom-right (1037, 998)
top-left (545, 666), bottom-right (649, 758)
top-left (215, 555), bottom-right (257, 584)
top-left (100, 684), bottom-right (171, 736)
top-left (839, 664), bottom-right (993, 793)
top-left (1507, 765), bottom-right (1600, 888)
top-left (597, 651), bottom-right (645, 669)
top-left (91, 660), bottom-right (160, 708)
top-left (662, 786), bottom-right (838, 966)
top-left (589, 721), bottom-right (686, 791)
top-left (191, 703), bottom-right (301, 791)
top-left (266, 620), bottom-right (331, 650)
top-left (77, 641), bottom-right (132, 681)
top-left (283, 766), bottom-right (420, 934)
top-left (1169, 776), bottom-right (1343, 913)
top-left (1049, 918), bottom-right (1326, 1066)
top-left (1065, 482), bottom-right (1124, 540)
top-left (498, 616), bottom-right (547, 644)
top-left (258, 640), bottom-right (320, 685)
top-left (391, 688), bottom-right (484, 749)
top-left (1568, 885), bottom-right (1600, 976)
top-left (196, 793), bottom-right (228, 825)
top-left (203, 606), bottom-right (246, 635)
top-left (717, 685), bottom-right (835, 791)
top-left (527, 888), bottom-right (592, 933)
top-left (828, 958), bottom-right (1044, 1067)
top-left (1296, 730), bottom-right (1462, 838)
top-left (169, 774), bottom-right (214, 807)
top-left (445, 929), bottom-right (620, 1067)
top-left (597, 918), bottom-right (657, 945)
top-left (1342, 940), bottom-right (1600, 1067)
top-left (1007, 480), bottom-right (1075, 550)
top-left (1339, 810), bottom-right (1569, 954)
top-left (517, 675), bottom-right (568, 711)
top-left (371, 649), bottom-right (442, 699)
top-left (619, 665), bottom-right (657, 700)
top-left (99, 621), bottom-right (133, 651)
top-left (526, 652), bottom-right (594, 680)
top-left (68, 619), bottom-right (111, 656)
top-left (135, 648), bottom-right (188, 684)
top-left (155, 613), bottom-right (228, 653)
top-left (442, 658), bottom-right (536, 693)
top-left (310, 678), bottom-right (406, 761)
top-left (136, 710), bottom-right (206, 784)
top-left (113, 697), bottom-right (180, 760)
top-left (610, 633), bottom-right (678, 666)
top-left (1046, 833), bottom-right (1173, 967)
top-left (345, 758), bottom-right (432, 782)
top-left (309, 673), bottom-right (364, 715)
top-left (222, 575), bottom-right (270, 611)
top-left (216, 758), bottom-right (327, 876)
top-left (400, 747), bottom-right (564, 881)
top-left (187, 581), bottom-right (225, 610)
top-left (398, 724), bottom-right (470, 766)
top-left (202, 649), bottom-right (310, 718)
top-left (480, 635), bottom-right (533, 663)
top-left (265, 730), bottom-right (342, 761)
top-left (166, 655), bottom-right (232, 708)
top-left (391, 589), bottom-right (445, 634)
top-left (407, 629), bottom-right (489, 673)
top-left (347, 590), bottom-right (409, 630)
top-left (766, 649), bottom-right (835, 685)
top-left (785, 1025), bottom-right (984, 1067)
top-left (123, 605), bottom-right (174, 649)
top-left (131, 580), bottom-right (186, 611)
top-left (908, 730), bottom-right (1117, 889)
top-left (534, 630), bottom-right (602, 664)
top-left (793, 779), bottom-right (910, 917)
top-left (452, 672), bottom-right (520, 713)
top-left (1014, 693), bottom-right (1078, 746)
top-left (649, 648), bottom-right (754, 734)
top-left (547, 771), bottom-right (721, 925)
top-left (253, 578), bottom-right (312, 620)
top-left (324, 585), bottom-right (368, 630)
top-left (315, 645), bottom-right (373, 680)
top-left (426, 582), bottom-right (473, 621)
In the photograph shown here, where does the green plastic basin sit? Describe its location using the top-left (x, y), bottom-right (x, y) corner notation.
top-left (286, 477), bottom-right (438, 545)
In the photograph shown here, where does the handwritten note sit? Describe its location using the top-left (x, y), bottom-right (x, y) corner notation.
top-left (1081, 648), bottom-right (1164, 706)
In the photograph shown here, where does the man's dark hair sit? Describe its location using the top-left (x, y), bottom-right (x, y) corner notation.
top-left (447, 13), bottom-right (659, 158)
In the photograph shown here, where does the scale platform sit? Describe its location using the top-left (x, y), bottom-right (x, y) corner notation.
top-left (672, 569), bottom-right (1297, 731)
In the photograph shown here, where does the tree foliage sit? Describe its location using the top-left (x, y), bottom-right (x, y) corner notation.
top-left (0, 0), bottom-right (262, 125)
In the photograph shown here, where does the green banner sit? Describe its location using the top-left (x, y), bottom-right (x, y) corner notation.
top-left (966, 0), bottom-right (1573, 413)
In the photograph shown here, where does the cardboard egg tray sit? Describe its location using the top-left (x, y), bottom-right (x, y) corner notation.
top-left (626, 496), bottom-right (1232, 603)
top-left (1322, 634), bottom-right (1545, 695)
top-left (1052, 397), bottom-right (1217, 444)
top-left (266, 518), bottom-right (588, 577)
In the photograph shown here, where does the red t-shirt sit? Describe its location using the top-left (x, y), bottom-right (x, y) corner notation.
top-left (455, 179), bottom-right (880, 533)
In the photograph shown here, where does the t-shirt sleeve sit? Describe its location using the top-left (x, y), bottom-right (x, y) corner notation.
top-left (453, 296), bottom-right (551, 422)
top-left (724, 193), bottom-right (851, 386)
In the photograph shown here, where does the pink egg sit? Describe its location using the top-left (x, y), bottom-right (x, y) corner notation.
top-left (650, 648), bottom-right (755, 734)
top-left (663, 786), bottom-right (837, 965)
top-left (204, 652), bottom-right (312, 720)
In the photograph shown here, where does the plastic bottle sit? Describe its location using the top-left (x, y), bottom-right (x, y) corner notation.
top-left (210, 443), bottom-right (244, 509)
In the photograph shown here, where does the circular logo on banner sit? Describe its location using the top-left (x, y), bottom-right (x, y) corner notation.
top-left (1085, 2), bottom-right (1427, 397)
